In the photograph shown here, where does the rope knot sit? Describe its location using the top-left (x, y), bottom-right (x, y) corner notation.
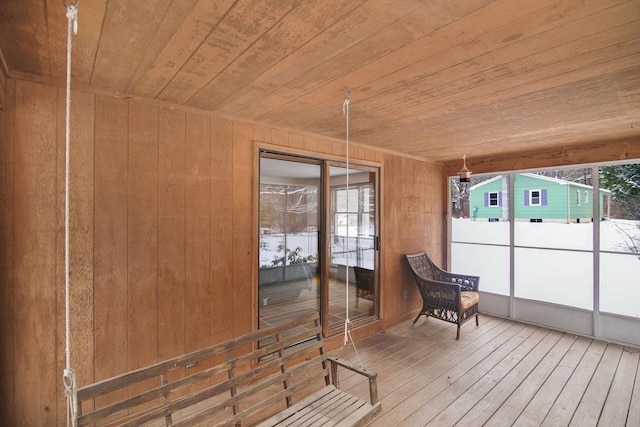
top-left (343, 321), bottom-right (350, 346)
top-left (65, 3), bottom-right (78, 34)
top-left (62, 0), bottom-right (79, 8)
top-left (62, 368), bottom-right (77, 394)
top-left (342, 88), bottom-right (351, 114)
top-left (66, 5), bottom-right (77, 18)
top-left (63, 368), bottom-right (78, 427)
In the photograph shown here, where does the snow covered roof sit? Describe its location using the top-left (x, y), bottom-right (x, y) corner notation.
top-left (469, 173), bottom-right (610, 193)
top-left (469, 175), bottom-right (502, 190)
top-left (519, 173), bottom-right (610, 192)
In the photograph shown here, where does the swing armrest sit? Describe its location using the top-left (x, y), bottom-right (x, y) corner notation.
top-left (328, 356), bottom-right (379, 405)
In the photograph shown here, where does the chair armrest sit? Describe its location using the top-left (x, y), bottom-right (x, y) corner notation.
top-left (416, 278), bottom-right (461, 303)
top-left (438, 272), bottom-right (479, 292)
top-left (327, 356), bottom-right (377, 378)
top-left (328, 356), bottom-right (378, 405)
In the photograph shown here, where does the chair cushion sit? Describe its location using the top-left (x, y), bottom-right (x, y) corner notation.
top-left (460, 291), bottom-right (479, 310)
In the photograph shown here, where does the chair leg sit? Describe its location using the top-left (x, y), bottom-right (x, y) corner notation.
top-left (413, 311), bottom-right (423, 324)
top-left (456, 325), bottom-right (460, 340)
top-left (475, 314), bottom-right (479, 326)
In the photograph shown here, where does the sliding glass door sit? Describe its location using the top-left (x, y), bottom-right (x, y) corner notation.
top-left (259, 152), bottom-right (379, 334)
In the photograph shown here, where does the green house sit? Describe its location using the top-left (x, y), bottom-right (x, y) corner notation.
top-left (469, 173), bottom-right (611, 223)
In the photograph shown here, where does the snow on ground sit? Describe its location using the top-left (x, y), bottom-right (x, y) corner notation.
top-left (259, 233), bottom-right (318, 267)
top-left (259, 232), bottom-right (374, 269)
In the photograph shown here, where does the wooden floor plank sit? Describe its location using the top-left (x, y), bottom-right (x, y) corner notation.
top-left (540, 340), bottom-right (607, 426)
top-left (454, 329), bottom-right (564, 427)
top-left (386, 321), bottom-right (530, 426)
top-left (626, 352), bottom-right (640, 427)
top-left (419, 326), bottom-right (544, 426)
top-left (428, 327), bottom-right (549, 426)
top-left (341, 316), bottom-right (501, 393)
top-left (370, 322), bottom-right (523, 426)
top-left (365, 318), bottom-right (515, 425)
top-left (598, 348), bottom-right (640, 427)
top-left (337, 316), bottom-right (453, 380)
top-left (513, 336), bottom-right (591, 427)
top-left (336, 320), bottom-right (451, 386)
top-left (569, 344), bottom-right (624, 427)
top-left (484, 333), bottom-right (577, 426)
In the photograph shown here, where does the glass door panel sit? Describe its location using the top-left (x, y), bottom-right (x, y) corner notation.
top-left (328, 165), bottom-right (377, 330)
top-left (259, 156), bottom-right (320, 330)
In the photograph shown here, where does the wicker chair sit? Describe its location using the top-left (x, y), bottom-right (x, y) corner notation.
top-left (405, 251), bottom-right (480, 339)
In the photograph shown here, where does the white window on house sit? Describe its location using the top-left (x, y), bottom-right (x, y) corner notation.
top-left (577, 190), bottom-right (581, 206)
top-left (585, 190), bottom-right (589, 204)
top-left (530, 189), bottom-right (541, 206)
top-left (488, 191), bottom-right (499, 207)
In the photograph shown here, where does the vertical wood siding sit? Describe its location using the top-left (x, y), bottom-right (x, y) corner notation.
top-left (94, 95), bottom-right (129, 409)
top-left (0, 78), bottom-right (442, 425)
top-left (0, 78), bottom-right (15, 426)
top-left (54, 88), bottom-right (96, 421)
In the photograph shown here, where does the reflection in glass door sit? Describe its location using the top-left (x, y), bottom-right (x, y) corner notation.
top-left (258, 152), bottom-right (379, 333)
top-left (259, 156), bottom-right (321, 329)
top-left (328, 165), bottom-right (377, 330)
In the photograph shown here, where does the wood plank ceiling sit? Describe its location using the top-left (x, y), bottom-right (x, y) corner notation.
top-left (1, 0), bottom-right (638, 163)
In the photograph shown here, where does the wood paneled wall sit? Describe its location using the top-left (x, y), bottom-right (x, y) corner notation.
top-left (382, 155), bottom-right (445, 324)
top-left (0, 78), bottom-right (442, 425)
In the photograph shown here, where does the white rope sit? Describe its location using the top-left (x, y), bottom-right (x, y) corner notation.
top-left (341, 88), bottom-right (364, 368)
top-left (62, 1), bottom-right (79, 426)
top-left (342, 88), bottom-right (351, 347)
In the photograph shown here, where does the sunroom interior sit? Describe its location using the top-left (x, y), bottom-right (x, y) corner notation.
top-left (0, 1), bottom-right (639, 425)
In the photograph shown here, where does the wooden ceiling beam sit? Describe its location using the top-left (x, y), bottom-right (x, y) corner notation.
top-left (441, 136), bottom-right (640, 177)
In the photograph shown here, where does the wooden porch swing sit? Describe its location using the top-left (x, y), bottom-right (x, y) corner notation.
top-left (73, 312), bottom-right (380, 427)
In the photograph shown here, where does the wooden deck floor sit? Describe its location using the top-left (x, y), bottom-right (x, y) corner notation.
top-left (330, 315), bottom-right (640, 427)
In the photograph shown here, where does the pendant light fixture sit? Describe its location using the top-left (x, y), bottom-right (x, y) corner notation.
top-left (459, 154), bottom-right (472, 183)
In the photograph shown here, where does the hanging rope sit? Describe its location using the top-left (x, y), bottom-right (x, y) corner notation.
top-left (62, 1), bottom-right (79, 426)
top-left (340, 88), bottom-right (364, 368)
top-left (342, 88), bottom-right (351, 347)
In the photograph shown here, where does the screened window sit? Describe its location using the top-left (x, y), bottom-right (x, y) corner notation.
top-left (451, 165), bottom-right (639, 347)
